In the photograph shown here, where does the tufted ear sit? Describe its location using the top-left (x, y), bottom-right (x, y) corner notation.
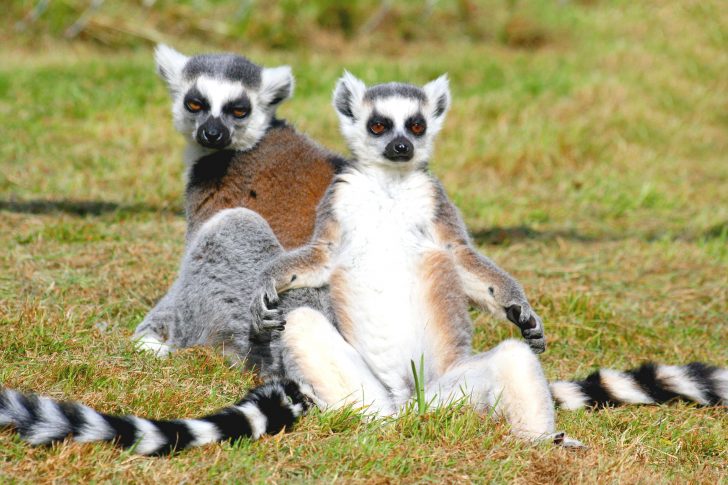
top-left (423, 74), bottom-right (451, 121)
top-left (154, 44), bottom-right (189, 97)
top-left (332, 71), bottom-right (367, 121)
top-left (260, 66), bottom-right (295, 107)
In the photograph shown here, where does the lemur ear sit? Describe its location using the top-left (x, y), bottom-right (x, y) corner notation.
top-left (260, 66), bottom-right (295, 107)
top-left (154, 44), bottom-right (189, 96)
top-left (423, 74), bottom-right (451, 120)
top-left (333, 71), bottom-right (367, 121)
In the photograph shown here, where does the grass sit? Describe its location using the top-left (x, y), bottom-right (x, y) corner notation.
top-left (1, 0), bottom-right (727, 482)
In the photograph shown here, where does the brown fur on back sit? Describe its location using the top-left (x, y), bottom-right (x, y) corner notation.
top-left (185, 122), bottom-right (343, 249)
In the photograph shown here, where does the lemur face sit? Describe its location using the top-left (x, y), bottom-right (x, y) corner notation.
top-left (155, 44), bottom-right (294, 152)
top-left (333, 72), bottom-right (451, 169)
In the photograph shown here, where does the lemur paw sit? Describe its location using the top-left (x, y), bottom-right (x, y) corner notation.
top-left (505, 304), bottom-right (545, 354)
top-left (250, 278), bottom-right (285, 333)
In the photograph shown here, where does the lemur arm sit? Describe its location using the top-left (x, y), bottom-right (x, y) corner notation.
top-left (432, 182), bottom-right (545, 353)
top-left (264, 215), bottom-right (340, 294)
top-left (250, 190), bottom-right (341, 333)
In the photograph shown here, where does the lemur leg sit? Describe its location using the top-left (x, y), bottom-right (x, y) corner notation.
top-left (133, 208), bottom-right (285, 360)
top-left (426, 339), bottom-right (560, 442)
top-left (279, 307), bottom-right (396, 416)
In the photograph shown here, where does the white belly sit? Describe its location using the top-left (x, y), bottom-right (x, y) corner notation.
top-left (332, 169), bottom-right (440, 396)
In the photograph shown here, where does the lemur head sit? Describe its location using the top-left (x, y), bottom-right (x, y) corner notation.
top-left (332, 72), bottom-right (450, 169)
top-left (154, 44), bottom-right (294, 153)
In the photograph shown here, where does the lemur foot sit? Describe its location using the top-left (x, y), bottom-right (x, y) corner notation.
top-left (133, 335), bottom-right (172, 358)
top-left (551, 432), bottom-right (587, 449)
top-left (250, 278), bottom-right (285, 333)
top-left (505, 304), bottom-right (545, 354)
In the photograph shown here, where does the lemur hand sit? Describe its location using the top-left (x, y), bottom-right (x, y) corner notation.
top-left (250, 278), bottom-right (285, 334)
top-left (505, 303), bottom-right (545, 354)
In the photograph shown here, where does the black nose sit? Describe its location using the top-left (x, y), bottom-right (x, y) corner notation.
top-left (384, 136), bottom-right (414, 162)
top-left (196, 117), bottom-right (231, 149)
top-left (204, 127), bottom-right (222, 142)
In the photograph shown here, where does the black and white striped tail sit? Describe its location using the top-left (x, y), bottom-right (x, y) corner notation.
top-left (551, 362), bottom-right (728, 410)
top-left (0, 380), bottom-right (312, 456)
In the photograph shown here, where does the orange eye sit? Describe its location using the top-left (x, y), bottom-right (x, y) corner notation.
top-left (369, 122), bottom-right (386, 135)
top-left (410, 122), bottom-right (426, 135)
top-left (232, 108), bottom-right (248, 118)
top-left (185, 100), bottom-right (203, 112)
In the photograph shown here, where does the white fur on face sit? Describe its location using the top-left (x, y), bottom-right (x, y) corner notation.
top-left (156, 45), bottom-right (294, 158)
top-left (341, 96), bottom-right (434, 169)
top-left (333, 72), bottom-right (451, 170)
top-left (196, 76), bottom-right (245, 117)
top-left (171, 76), bottom-right (273, 155)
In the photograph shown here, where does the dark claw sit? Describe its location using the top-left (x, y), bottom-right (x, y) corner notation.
top-left (524, 315), bottom-right (538, 329)
top-left (264, 293), bottom-right (277, 308)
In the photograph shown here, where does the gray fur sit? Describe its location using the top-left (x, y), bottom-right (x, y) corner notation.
top-left (363, 82), bottom-right (426, 102)
top-left (183, 54), bottom-right (262, 87)
top-left (134, 208), bottom-right (334, 377)
top-left (432, 180), bottom-right (545, 351)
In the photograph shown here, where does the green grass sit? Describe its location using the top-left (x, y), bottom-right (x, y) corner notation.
top-left (1, 0), bottom-right (727, 482)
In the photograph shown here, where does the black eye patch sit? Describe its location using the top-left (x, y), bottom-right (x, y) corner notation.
top-left (183, 87), bottom-right (209, 113)
top-left (405, 114), bottom-right (427, 136)
top-left (367, 113), bottom-right (393, 136)
top-left (223, 95), bottom-right (252, 119)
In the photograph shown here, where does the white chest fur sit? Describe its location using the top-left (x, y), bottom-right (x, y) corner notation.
top-left (331, 167), bottom-right (443, 398)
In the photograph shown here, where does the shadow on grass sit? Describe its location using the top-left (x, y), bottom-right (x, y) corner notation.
top-left (0, 198), bottom-right (182, 217)
top-left (471, 226), bottom-right (599, 245)
top-left (703, 221), bottom-right (728, 239)
top-left (471, 222), bottom-right (728, 245)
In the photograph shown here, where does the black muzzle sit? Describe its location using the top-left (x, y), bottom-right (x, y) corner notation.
top-left (197, 117), bottom-right (231, 149)
top-left (384, 136), bottom-right (414, 162)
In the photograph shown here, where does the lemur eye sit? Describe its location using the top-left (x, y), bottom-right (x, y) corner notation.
top-left (410, 122), bottom-right (426, 136)
top-left (232, 108), bottom-right (249, 119)
top-left (369, 122), bottom-right (386, 135)
top-left (185, 100), bottom-right (203, 113)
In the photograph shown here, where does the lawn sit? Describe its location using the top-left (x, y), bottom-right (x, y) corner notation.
top-left (1, 0), bottom-right (726, 482)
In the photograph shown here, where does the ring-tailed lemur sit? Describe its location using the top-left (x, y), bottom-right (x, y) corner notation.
top-left (247, 73), bottom-right (728, 443)
top-left (1, 72), bottom-right (725, 455)
top-left (132, 44), bottom-right (545, 370)
top-left (131, 45), bottom-right (344, 369)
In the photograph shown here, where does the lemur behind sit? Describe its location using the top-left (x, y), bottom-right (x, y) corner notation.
top-left (132, 45), bottom-right (345, 364)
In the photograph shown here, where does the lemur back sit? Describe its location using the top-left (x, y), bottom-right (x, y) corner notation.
top-left (186, 123), bottom-right (341, 247)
